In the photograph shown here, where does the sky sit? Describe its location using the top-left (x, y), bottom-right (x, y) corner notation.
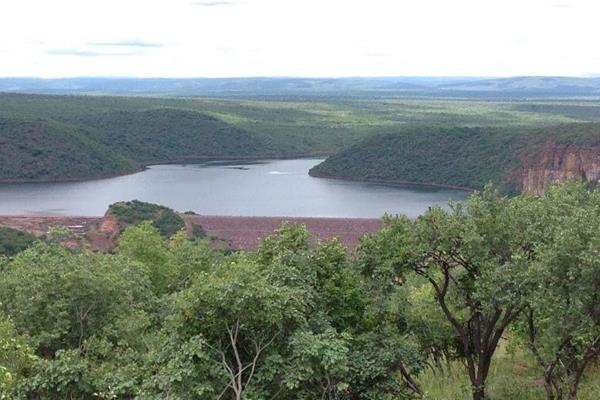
top-left (0, 0), bottom-right (599, 78)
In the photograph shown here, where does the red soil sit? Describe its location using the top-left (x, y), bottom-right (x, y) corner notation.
top-left (185, 215), bottom-right (383, 251)
top-left (0, 215), bottom-right (383, 252)
top-left (0, 215), bottom-right (101, 237)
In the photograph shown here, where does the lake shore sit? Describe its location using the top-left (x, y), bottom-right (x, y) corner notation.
top-left (308, 170), bottom-right (476, 192)
top-left (0, 154), bottom-right (330, 184)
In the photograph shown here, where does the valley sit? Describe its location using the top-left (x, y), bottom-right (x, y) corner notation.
top-left (2, 89), bottom-right (600, 190)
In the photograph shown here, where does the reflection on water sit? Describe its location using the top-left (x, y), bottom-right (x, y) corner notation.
top-left (0, 159), bottom-right (469, 217)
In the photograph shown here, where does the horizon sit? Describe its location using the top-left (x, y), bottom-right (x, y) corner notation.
top-left (1, 74), bottom-right (599, 80)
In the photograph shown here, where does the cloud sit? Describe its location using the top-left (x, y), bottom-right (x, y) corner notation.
top-left (191, 1), bottom-right (238, 7)
top-left (552, 3), bottom-right (575, 9)
top-left (87, 40), bottom-right (164, 48)
top-left (47, 49), bottom-right (141, 57)
top-left (365, 52), bottom-right (392, 58)
top-left (46, 40), bottom-right (162, 57)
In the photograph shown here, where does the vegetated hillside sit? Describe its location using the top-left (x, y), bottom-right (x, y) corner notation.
top-left (309, 123), bottom-right (600, 192)
top-left (76, 108), bottom-right (266, 162)
top-left (514, 103), bottom-right (600, 122)
top-left (0, 92), bottom-right (598, 182)
top-left (0, 115), bottom-right (136, 180)
top-left (0, 106), bottom-right (267, 181)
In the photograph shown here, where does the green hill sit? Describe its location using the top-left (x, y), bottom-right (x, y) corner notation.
top-left (74, 108), bottom-right (266, 162)
top-left (0, 115), bottom-right (136, 180)
top-left (309, 124), bottom-right (600, 192)
top-left (0, 105), bottom-right (266, 181)
top-left (1, 92), bottom-right (600, 183)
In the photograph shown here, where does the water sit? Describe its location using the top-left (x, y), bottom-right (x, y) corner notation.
top-left (0, 159), bottom-right (469, 217)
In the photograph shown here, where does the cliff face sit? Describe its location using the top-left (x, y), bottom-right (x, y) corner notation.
top-left (520, 142), bottom-right (600, 195)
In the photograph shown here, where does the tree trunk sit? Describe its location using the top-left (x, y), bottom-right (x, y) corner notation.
top-left (472, 385), bottom-right (485, 400)
top-left (542, 375), bottom-right (559, 400)
top-left (568, 386), bottom-right (578, 400)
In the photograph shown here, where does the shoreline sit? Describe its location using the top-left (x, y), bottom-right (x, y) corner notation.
top-left (0, 155), bottom-right (476, 192)
top-left (308, 171), bottom-right (476, 192)
top-left (0, 154), bottom-right (329, 184)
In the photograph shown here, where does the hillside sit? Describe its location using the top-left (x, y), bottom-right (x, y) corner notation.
top-left (309, 123), bottom-right (600, 193)
top-left (0, 115), bottom-right (137, 181)
top-left (0, 103), bottom-right (268, 181)
top-left (74, 108), bottom-right (266, 162)
top-left (1, 92), bottom-right (599, 182)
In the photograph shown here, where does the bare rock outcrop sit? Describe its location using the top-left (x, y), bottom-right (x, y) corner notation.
top-left (520, 142), bottom-right (600, 195)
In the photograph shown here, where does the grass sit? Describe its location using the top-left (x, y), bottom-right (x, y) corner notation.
top-left (420, 342), bottom-right (600, 399)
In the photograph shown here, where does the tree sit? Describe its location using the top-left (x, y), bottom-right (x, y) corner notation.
top-left (152, 257), bottom-right (306, 399)
top-left (358, 187), bottom-right (535, 400)
top-left (0, 242), bottom-right (152, 357)
top-left (117, 223), bottom-right (173, 294)
top-left (516, 183), bottom-right (600, 400)
top-left (259, 224), bottom-right (424, 399)
top-left (0, 314), bottom-right (36, 399)
top-left (0, 227), bottom-right (38, 257)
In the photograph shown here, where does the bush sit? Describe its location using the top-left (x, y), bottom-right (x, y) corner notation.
top-left (0, 227), bottom-right (38, 257)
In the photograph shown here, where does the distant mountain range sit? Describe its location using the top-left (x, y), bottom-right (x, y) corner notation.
top-left (1, 76), bottom-right (600, 98)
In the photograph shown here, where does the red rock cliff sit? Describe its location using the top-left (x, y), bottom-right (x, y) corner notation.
top-left (520, 142), bottom-right (600, 194)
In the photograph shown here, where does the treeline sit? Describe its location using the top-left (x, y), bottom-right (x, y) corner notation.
top-left (1, 182), bottom-right (600, 399)
top-left (310, 123), bottom-right (600, 192)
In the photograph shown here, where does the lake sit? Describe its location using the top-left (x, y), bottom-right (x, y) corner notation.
top-left (0, 159), bottom-right (469, 217)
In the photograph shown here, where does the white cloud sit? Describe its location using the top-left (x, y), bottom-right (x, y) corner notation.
top-left (0, 0), bottom-right (598, 77)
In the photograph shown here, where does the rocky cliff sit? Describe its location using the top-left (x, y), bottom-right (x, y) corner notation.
top-left (520, 142), bottom-right (600, 195)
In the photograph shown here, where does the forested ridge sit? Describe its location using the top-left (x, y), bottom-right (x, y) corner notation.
top-left (0, 105), bottom-right (266, 181)
top-left (310, 123), bottom-right (600, 192)
top-left (2, 182), bottom-right (600, 399)
top-left (1, 92), bottom-right (600, 183)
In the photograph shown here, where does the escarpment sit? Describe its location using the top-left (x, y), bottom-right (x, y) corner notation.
top-left (520, 142), bottom-right (600, 195)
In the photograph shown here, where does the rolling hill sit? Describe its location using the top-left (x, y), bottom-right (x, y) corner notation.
top-left (0, 105), bottom-right (267, 181)
top-left (309, 124), bottom-right (600, 193)
top-left (1, 91), bottom-right (599, 184)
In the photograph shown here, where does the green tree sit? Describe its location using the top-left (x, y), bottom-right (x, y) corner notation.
top-left (257, 224), bottom-right (423, 399)
top-left (145, 257), bottom-right (306, 399)
top-left (516, 183), bottom-right (600, 400)
top-left (0, 314), bottom-right (36, 399)
top-left (0, 227), bottom-right (38, 257)
top-left (117, 223), bottom-right (173, 294)
top-left (358, 187), bottom-right (535, 400)
top-left (0, 242), bottom-right (152, 357)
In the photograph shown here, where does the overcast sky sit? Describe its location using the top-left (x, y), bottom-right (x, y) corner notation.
top-left (0, 0), bottom-right (598, 78)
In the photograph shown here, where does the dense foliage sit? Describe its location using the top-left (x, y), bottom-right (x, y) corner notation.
top-left (108, 200), bottom-right (193, 239)
top-left (1, 93), bottom-right (599, 182)
top-left (0, 227), bottom-right (38, 257)
top-left (310, 123), bottom-right (600, 192)
top-left (0, 99), bottom-right (265, 181)
top-left (1, 183), bottom-right (600, 398)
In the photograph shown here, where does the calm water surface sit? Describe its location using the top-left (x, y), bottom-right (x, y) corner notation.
top-left (0, 159), bottom-right (469, 217)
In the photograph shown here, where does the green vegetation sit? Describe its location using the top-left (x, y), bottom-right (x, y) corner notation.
top-left (1, 183), bottom-right (600, 399)
top-left (2, 93), bottom-right (600, 182)
top-left (0, 227), bottom-right (38, 257)
top-left (108, 200), bottom-right (187, 239)
top-left (310, 123), bottom-right (600, 192)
